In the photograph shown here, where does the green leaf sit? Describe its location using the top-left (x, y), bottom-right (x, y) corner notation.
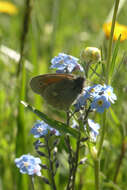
top-left (109, 34), bottom-right (121, 82)
top-left (21, 101), bottom-right (80, 139)
top-left (109, 107), bottom-right (120, 125)
top-left (103, 181), bottom-right (122, 190)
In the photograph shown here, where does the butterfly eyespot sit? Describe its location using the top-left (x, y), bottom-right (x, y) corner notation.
top-left (52, 92), bottom-right (58, 96)
top-left (39, 81), bottom-right (43, 86)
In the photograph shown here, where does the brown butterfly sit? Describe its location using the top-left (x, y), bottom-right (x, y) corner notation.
top-left (30, 73), bottom-right (85, 110)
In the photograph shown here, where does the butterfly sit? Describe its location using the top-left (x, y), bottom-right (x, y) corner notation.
top-left (30, 73), bottom-right (85, 110)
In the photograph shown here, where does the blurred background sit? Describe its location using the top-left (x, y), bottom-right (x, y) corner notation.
top-left (0, 0), bottom-right (127, 190)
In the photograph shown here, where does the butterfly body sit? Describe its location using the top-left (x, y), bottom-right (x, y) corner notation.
top-left (30, 73), bottom-right (85, 110)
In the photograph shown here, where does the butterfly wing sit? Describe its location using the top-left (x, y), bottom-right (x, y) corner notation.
top-left (30, 73), bottom-right (74, 95)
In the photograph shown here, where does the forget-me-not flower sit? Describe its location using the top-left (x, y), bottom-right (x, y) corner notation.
top-left (103, 85), bottom-right (117, 103)
top-left (30, 120), bottom-right (60, 138)
top-left (71, 119), bottom-right (78, 129)
top-left (74, 83), bottom-right (116, 112)
top-left (15, 154), bottom-right (42, 176)
top-left (50, 53), bottom-right (84, 73)
top-left (74, 86), bottom-right (91, 111)
top-left (91, 95), bottom-right (110, 113)
top-left (89, 84), bottom-right (105, 98)
top-left (87, 119), bottom-right (100, 142)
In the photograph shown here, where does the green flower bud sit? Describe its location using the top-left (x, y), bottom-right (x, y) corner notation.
top-left (81, 47), bottom-right (101, 64)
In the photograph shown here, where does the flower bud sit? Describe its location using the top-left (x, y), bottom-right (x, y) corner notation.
top-left (79, 157), bottom-right (87, 165)
top-left (81, 47), bottom-right (101, 63)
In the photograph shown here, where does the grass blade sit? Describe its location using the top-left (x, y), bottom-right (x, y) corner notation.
top-left (109, 35), bottom-right (121, 82)
top-left (21, 101), bottom-right (80, 139)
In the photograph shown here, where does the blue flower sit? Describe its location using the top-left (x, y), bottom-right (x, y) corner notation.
top-left (89, 84), bottom-right (117, 103)
top-left (30, 120), bottom-right (60, 138)
top-left (30, 120), bottom-right (49, 137)
top-left (50, 53), bottom-right (84, 73)
top-left (74, 86), bottom-right (91, 111)
top-left (15, 154), bottom-right (42, 176)
top-left (49, 127), bottom-right (60, 136)
top-left (71, 120), bottom-right (78, 128)
top-left (74, 84), bottom-right (106, 111)
top-left (87, 119), bottom-right (100, 142)
top-left (91, 95), bottom-right (110, 113)
top-left (74, 84), bottom-right (116, 112)
top-left (89, 84), bottom-right (105, 98)
top-left (103, 85), bottom-right (117, 103)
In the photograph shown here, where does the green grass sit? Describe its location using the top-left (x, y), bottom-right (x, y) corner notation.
top-left (0, 0), bottom-right (127, 190)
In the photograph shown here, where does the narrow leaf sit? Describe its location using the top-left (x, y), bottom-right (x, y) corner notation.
top-left (109, 34), bottom-right (121, 81)
top-left (21, 101), bottom-right (80, 139)
top-left (109, 107), bottom-right (120, 125)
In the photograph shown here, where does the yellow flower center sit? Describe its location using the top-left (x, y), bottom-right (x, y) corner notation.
top-left (37, 127), bottom-right (43, 133)
top-left (97, 100), bottom-right (103, 106)
top-left (59, 60), bottom-right (64, 64)
top-left (107, 91), bottom-right (111, 96)
top-left (90, 88), bottom-right (95, 93)
top-left (23, 161), bottom-right (29, 167)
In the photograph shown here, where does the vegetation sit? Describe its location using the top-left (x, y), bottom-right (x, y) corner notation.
top-left (0, 0), bottom-right (127, 190)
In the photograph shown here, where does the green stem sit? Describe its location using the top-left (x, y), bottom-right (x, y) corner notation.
top-left (113, 139), bottom-right (127, 183)
top-left (66, 135), bottom-right (74, 190)
top-left (45, 137), bottom-right (57, 190)
top-left (94, 159), bottom-right (100, 190)
top-left (16, 0), bottom-right (32, 162)
top-left (48, 0), bottom-right (60, 61)
top-left (97, 111), bottom-right (106, 157)
top-left (94, 1), bottom-right (120, 190)
top-left (30, 176), bottom-right (35, 190)
top-left (106, 0), bottom-right (120, 84)
top-left (71, 134), bottom-right (81, 190)
top-left (93, 112), bottom-right (106, 190)
top-left (17, 0), bottom-right (32, 76)
top-left (66, 112), bottom-right (74, 190)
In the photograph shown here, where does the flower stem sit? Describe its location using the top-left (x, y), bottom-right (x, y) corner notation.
top-left (113, 138), bottom-right (127, 183)
top-left (30, 176), bottom-right (35, 190)
top-left (97, 111), bottom-right (106, 157)
top-left (71, 134), bottom-right (81, 190)
top-left (66, 111), bottom-right (74, 190)
top-left (45, 137), bottom-right (57, 190)
top-left (106, 0), bottom-right (120, 84)
top-left (93, 111), bottom-right (106, 190)
top-left (17, 0), bottom-right (32, 76)
top-left (96, 2), bottom-right (120, 187)
top-left (66, 135), bottom-right (74, 190)
top-left (94, 159), bottom-right (100, 190)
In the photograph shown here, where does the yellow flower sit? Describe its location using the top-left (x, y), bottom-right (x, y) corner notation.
top-left (0, 1), bottom-right (18, 15)
top-left (103, 22), bottom-right (127, 42)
